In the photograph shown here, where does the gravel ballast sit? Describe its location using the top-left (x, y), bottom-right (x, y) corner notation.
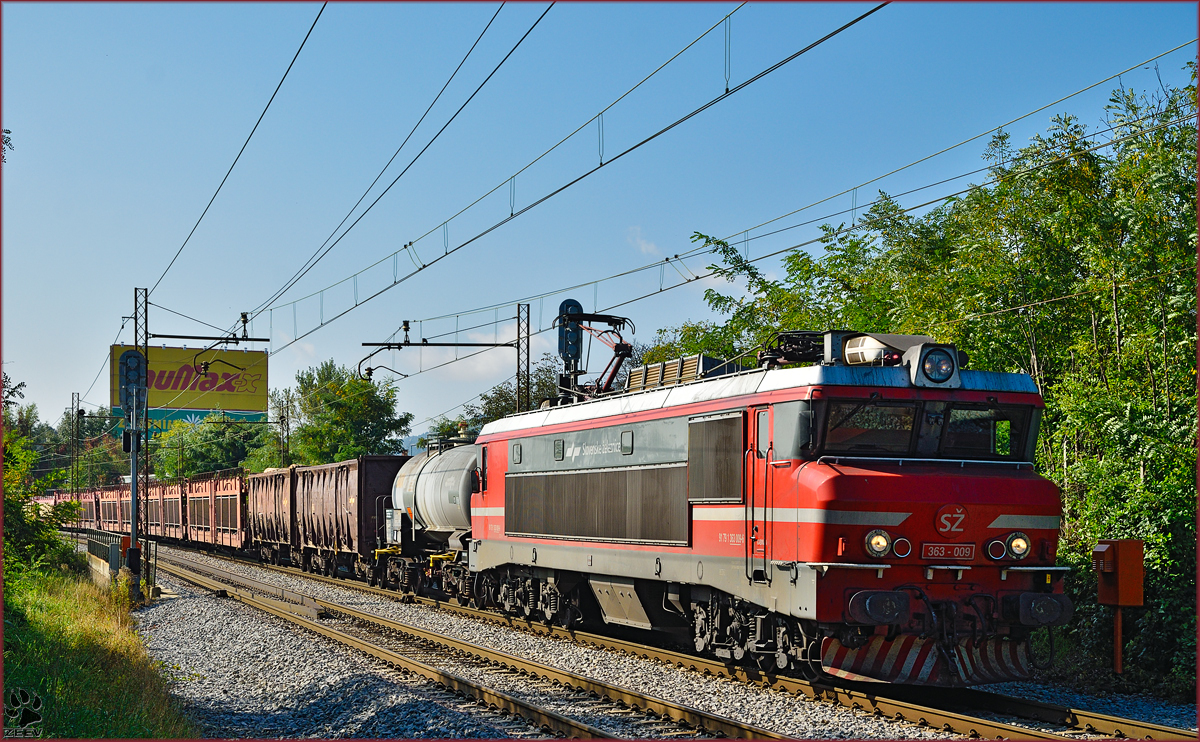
top-left (131, 544), bottom-right (1198, 738)
top-left (137, 572), bottom-right (542, 739)
top-left (149, 547), bottom-right (963, 739)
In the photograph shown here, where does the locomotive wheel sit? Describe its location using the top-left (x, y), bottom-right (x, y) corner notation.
top-left (754, 650), bottom-right (776, 674)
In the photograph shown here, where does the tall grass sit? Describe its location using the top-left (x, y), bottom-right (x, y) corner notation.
top-left (3, 563), bottom-right (196, 738)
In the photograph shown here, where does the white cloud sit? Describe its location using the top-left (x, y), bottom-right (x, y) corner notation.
top-left (627, 226), bottom-right (659, 255)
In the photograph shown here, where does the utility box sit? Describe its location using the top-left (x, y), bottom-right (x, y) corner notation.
top-left (1092, 539), bottom-right (1143, 607)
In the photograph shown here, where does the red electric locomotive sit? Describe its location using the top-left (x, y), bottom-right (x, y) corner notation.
top-left (450, 319), bottom-right (1071, 687)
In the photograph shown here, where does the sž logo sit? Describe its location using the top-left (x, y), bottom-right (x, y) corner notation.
top-left (935, 504), bottom-right (968, 539)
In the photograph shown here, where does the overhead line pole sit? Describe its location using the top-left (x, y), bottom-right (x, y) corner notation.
top-left (517, 304), bottom-right (530, 413)
top-left (134, 288), bottom-right (151, 592)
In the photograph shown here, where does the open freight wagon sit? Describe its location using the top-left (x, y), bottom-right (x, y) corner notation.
top-left (248, 456), bottom-right (408, 578)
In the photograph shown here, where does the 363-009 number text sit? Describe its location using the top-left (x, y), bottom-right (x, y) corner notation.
top-left (921, 543), bottom-right (976, 560)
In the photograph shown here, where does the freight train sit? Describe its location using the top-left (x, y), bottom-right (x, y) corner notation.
top-left (62, 308), bottom-right (1072, 687)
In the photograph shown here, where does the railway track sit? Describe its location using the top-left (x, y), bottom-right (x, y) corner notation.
top-left (156, 553), bottom-right (776, 740)
top-left (76, 532), bottom-right (1194, 741)
top-left (195, 548), bottom-right (1195, 741)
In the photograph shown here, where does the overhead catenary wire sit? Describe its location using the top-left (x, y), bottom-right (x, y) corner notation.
top-left (87, 34), bottom-right (1190, 437)
top-left (380, 98), bottom-right (1190, 346)
top-left (148, 2), bottom-right (327, 298)
top-left (364, 107), bottom-right (1197, 425)
top-left (248, 2), bottom-right (554, 321)
top-left (731, 36), bottom-right (1198, 239)
top-left (380, 42), bottom-right (1199, 341)
top-left (81, 318), bottom-right (132, 405)
top-left (148, 302), bottom-right (236, 335)
top-left (256, 2), bottom-right (746, 324)
top-left (267, 2), bottom-right (890, 355)
top-left (250, 3), bottom-right (508, 316)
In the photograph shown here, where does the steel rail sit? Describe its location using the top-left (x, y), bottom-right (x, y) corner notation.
top-left (238, 556), bottom-right (1196, 741)
top-left (146, 543), bottom-right (1196, 741)
top-left (159, 554), bottom-right (780, 739)
top-left (314, 598), bottom-right (783, 740)
top-left (880, 685), bottom-right (1199, 741)
top-left (155, 559), bottom-right (613, 739)
top-left (191, 554), bottom-right (1068, 740)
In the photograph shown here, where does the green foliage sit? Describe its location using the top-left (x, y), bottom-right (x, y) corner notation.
top-left (282, 360), bottom-right (413, 465)
top-left (419, 354), bottom-right (562, 444)
top-left (466, 353), bottom-right (562, 423)
top-left (2, 424), bottom-right (81, 575)
top-left (650, 72), bottom-right (1196, 693)
top-left (150, 413), bottom-right (273, 478)
top-left (3, 568), bottom-right (196, 738)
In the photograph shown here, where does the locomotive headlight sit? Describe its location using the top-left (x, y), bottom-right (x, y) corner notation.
top-left (921, 349), bottom-right (955, 383)
top-left (1006, 532), bottom-right (1031, 559)
top-left (865, 530), bottom-right (892, 558)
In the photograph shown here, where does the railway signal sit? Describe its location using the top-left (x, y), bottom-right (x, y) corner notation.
top-left (117, 348), bottom-right (147, 603)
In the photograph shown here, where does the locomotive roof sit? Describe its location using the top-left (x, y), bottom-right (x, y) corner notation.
top-left (479, 364), bottom-right (1038, 437)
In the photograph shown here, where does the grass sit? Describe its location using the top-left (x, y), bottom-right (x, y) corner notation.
top-left (2, 563), bottom-right (197, 738)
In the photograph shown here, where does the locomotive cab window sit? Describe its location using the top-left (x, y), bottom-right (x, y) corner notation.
top-left (941, 404), bottom-right (1031, 460)
top-left (823, 400), bottom-right (918, 454)
top-left (816, 398), bottom-right (1037, 460)
top-left (755, 410), bottom-right (769, 458)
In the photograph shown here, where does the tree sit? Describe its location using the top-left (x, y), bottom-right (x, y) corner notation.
top-left (286, 360), bottom-right (413, 465)
top-left (2, 129), bottom-right (12, 163)
top-left (151, 414), bottom-right (273, 478)
top-left (3, 372), bottom-right (26, 409)
top-left (420, 344), bottom-right (652, 446)
top-left (647, 70), bottom-right (1197, 695)
top-left (2, 379), bottom-right (79, 575)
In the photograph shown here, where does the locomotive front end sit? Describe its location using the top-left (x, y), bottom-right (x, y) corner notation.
top-left (790, 334), bottom-right (1071, 685)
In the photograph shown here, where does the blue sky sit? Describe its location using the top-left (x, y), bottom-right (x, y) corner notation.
top-left (3, 2), bottom-right (1195, 432)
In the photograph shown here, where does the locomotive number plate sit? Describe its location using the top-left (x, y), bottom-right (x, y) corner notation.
top-left (921, 543), bottom-right (976, 560)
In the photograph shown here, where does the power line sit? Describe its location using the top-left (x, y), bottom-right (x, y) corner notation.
top-left (251, 3), bottom-right (508, 316)
top-left (268, 2), bottom-right (890, 354)
top-left (81, 318), bottom-right (131, 405)
top-left (379, 97), bottom-right (1188, 346)
top-left (257, 2), bottom-right (746, 322)
top-left (158, 107), bottom-right (1195, 432)
top-left (148, 2), bottom-right (328, 297)
top-left (148, 302), bottom-right (234, 335)
top-left (252, 2), bottom-right (553, 320)
top-left (732, 37), bottom-right (1197, 239)
top-left (382, 108), bottom-right (1199, 415)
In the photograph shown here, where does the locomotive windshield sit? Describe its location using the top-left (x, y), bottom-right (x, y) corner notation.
top-left (818, 399), bottom-right (1035, 461)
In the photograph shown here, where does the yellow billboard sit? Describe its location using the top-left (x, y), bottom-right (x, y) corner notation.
top-left (110, 345), bottom-right (268, 413)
